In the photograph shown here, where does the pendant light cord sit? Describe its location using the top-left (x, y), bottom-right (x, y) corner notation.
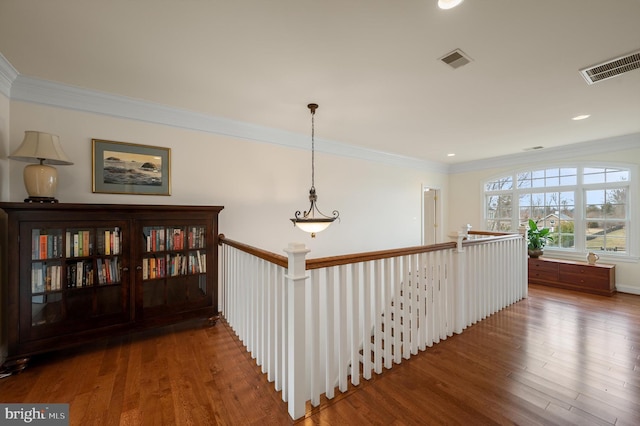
top-left (311, 106), bottom-right (315, 190)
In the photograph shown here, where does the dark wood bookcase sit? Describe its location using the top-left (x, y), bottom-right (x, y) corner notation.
top-left (0, 203), bottom-right (223, 372)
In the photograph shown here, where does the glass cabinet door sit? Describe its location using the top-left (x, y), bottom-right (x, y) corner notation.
top-left (140, 224), bottom-right (210, 317)
top-left (23, 221), bottom-right (130, 341)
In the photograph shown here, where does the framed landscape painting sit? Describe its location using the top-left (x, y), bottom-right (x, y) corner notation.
top-left (92, 139), bottom-right (171, 195)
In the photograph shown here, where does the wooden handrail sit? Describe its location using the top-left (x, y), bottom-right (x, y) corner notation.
top-left (469, 230), bottom-right (519, 236)
top-left (305, 242), bottom-right (457, 270)
top-left (218, 234), bottom-right (288, 268)
top-left (218, 232), bottom-right (522, 271)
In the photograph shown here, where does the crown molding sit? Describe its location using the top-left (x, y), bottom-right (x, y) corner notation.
top-left (12, 73), bottom-right (635, 176)
top-left (10, 75), bottom-right (447, 173)
top-left (449, 133), bottom-right (640, 174)
top-left (0, 52), bottom-right (18, 98)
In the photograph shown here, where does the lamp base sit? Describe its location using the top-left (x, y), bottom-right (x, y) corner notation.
top-left (24, 196), bottom-right (58, 203)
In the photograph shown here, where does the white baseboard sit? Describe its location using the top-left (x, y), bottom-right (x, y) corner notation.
top-left (615, 284), bottom-right (640, 295)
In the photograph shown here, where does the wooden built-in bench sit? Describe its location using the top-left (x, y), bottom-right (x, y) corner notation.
top-left (528, 257), bottom-right (616, 296)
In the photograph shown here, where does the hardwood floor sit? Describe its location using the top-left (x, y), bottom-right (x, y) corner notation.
top-left (1, 284), bottom-right (639, 425)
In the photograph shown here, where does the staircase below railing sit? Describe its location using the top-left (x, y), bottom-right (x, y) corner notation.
top-left (219, 231), bottom-right (527, 420)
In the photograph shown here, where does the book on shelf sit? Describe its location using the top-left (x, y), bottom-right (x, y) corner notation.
top-left (104, 230), bottom-right (111, 255)
top-left (50, 236), bottom-right (55, 257)
top-left (105, 258), bottom-right (112, 283)
top-left (78, 232), bottom-right (83, 256)
top-left (73, 233), bottom-right (79, 257)
top-left (96, 258), bottom-right (104, 284)
top-left (196, 250), bottom-right (203, 273)
top-left (76, 261), bottom-right (83, 286)
top-left (113, 227), bottom-right (120, 255)
top-left (142, 257), bottom-right (148, 279)
top-left (82, 230), bottom-right (90, 256)
top-left (31, 263), bottom-right (42, 293)
top-left (32, 229), bottom-right (40, 259)
top-left (113, 256), bottom-right (120, 282)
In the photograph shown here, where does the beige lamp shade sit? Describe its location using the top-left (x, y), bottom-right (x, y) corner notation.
top-left (9, 131), bottom-right (74, 202)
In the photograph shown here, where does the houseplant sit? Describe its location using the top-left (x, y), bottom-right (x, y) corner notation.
top-left (527, 218), bottom-right (553, 258)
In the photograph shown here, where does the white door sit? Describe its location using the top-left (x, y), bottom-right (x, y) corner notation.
top-left (423, 187), bottom-right (440, 245)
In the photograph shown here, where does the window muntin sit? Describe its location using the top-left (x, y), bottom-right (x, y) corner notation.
top-left (517, 168), bottom-right (577, 189)
top-left (583, 168), bottom-right (629, 184)
top-left (484, 165), bottom-right (631, 256)
top-left (485, 176), bottom-right (512, 191)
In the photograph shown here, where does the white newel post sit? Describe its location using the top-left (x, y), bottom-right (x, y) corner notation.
top-left (284, 242), bottom-right (310, 420)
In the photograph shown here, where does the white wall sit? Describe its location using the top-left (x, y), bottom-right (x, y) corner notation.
top-left (7, 101), bottom-right (448, 258)
top-left (448, 143), bottom-right (640, 294)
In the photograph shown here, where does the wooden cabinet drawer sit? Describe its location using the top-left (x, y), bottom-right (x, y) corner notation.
top-left (559, 263), bottom-right (610, 279)
top-left (558, 271), bottom-right (608, 290)
top-left (528, 259), bottom-right (558, 281)
top-left (558, 263), bottom-right (614, 292)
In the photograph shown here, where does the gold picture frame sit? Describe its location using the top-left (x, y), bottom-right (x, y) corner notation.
top-left (92, 139), bottom-right (171, 195)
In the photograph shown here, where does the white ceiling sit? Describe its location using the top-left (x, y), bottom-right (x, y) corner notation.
top-left (1, 0), bottom-right (639, 166)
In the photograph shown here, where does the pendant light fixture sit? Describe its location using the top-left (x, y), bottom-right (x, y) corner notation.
top-left (290, 103), bottom-right (339, 238)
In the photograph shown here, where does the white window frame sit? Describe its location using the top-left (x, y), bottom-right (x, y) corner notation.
top-left (482, 162), bottom-right (638, 261)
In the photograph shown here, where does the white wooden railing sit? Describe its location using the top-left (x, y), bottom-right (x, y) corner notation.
top-left (218, 231), bottom-right (527, 420)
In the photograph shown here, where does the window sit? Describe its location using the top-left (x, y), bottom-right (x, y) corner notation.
top-left (484, 165), bottom-right (634, 256)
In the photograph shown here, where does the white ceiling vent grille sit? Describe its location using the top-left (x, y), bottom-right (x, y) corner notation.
top-left (439, 49), bottom-right (472, 69)
top-left (580, 50), bottom-right (640, 84)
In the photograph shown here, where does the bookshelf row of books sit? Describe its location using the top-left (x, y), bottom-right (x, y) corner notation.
top-left (144, 226), bottom-right (206, 252)
top-left (31, 262), bottom-right (63, 292)
top-left (66, 230), bottom-right (93, 257)
top-left (142, 251), bottom-right (206, 279)
top-left (67, 260), bottom-right (95, 288)
top-left (32, 230), bottom-right (63, 260)
top-left (30, 258), bottom-right (121, 293)
top-left (97, 228), bottom-right (121, 256)
top-left (31, 228), bottom-right (122, 259)
top-left (96, 257), bottom-right (121, 285)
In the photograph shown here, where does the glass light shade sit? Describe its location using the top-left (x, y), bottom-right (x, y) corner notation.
top-left (438, 0), bottom-right (464, 9)
top-left (294, 219), bottom-right (334, 234)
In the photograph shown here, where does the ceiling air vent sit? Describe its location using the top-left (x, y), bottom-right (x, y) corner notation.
top-left (580, 50), bottom-right (640, 85)
top-left (439, 49), bottom-right (472, 69)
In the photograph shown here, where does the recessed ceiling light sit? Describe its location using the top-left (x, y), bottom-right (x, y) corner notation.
top-left (438, 0), bottom-right (464, 10)
top-left (572, 114), bottom-right (590, 121)
top-left (447, 153), bottom-right (456, 157)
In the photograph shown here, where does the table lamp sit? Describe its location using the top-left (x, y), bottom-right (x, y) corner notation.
top-left (9, 131), bottom-right (74, 203)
